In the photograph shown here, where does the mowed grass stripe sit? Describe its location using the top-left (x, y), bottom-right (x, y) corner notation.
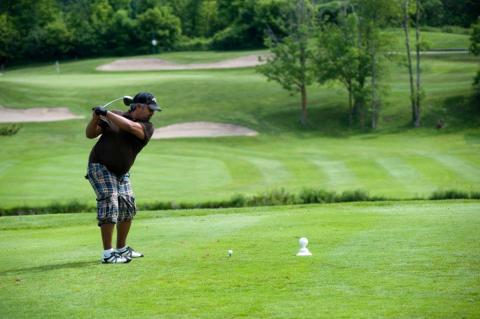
top-left (245, 157), bottom-right (291, 188)
top-left (405, 153), bottom-right (480, 191)
top-left (345, 158), bottom-right (407, 197)
top-left (310, 158), bottom-right (358, 191)
top-left (427, 154), bottom-right (480, 184)
top-left (375, 157), bottom-right (435, 195)
top-left (133, 154), bottom-right (232, 202)
top-left (280, 157), bottom-right (328, 191)
top-left (221, 157), bottom-right (264, 191)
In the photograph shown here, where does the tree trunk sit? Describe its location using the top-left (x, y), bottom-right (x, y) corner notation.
top-left (298, 2), bottom-right (308, 128)
top-left (414, 0), bottom-right (421, 128)
top-left (402, 0), bottom-right (417, 126)
top-left (348, 81), bottom-right (353, 126)
top-left (353, 95), bottom-right (364, 128)
top-left (300, 84), bottom-right (308, 126)
top-left (371, 50), bottom-right (378, 129)
top-left (370, 35), bottom-right (378, 129)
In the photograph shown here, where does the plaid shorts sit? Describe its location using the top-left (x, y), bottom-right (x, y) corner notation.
top-left (86, 163), bottom-right (137, 226)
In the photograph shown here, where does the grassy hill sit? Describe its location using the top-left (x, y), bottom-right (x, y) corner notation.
top-left (0, 30), bottom-right (478, 209)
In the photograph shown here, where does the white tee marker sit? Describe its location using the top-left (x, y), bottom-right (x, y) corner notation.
top-left (296, 237), bottom-right (312, 256)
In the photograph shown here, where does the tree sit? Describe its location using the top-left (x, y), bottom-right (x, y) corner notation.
top-left (258, 0), bottom-right (315, 126)
top-left (441, 0), bottom-right (480, 28)
top-left (65, 0), bottom-right (114, 57)
top-left (166, 0), bottom-right (219, 38)
top-left (135, 6), bottom-right (182, 51)
top-left (402, 0), bottom-right (424, 127)
top-left (315, 10), bottom-right (371, 126)
top-left (196, 0), bottom-right (219, 37)
top-left (24, 16), bottom-right (73, 60)
top-left (352, 0), bottom-right (397, 129)
top-left (0, 13), bottom-right (19, 66)
top-left (419, 0), bottom-right (443, 27)
top-left (1, 0), bottom-right (62, 61)
top-left (402, 0), bottom-right (416, 126)
top-left (104, 9), bottom-right (136, 55)
top-left (470, 18), bottom-right (480, 102)
top-left (414, 0), bottom-right (422, 127)
top-left (212, 0), bottom-right (289, 50)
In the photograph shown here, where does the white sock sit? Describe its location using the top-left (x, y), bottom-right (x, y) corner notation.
top-left (103, 248), bottom-right (114, 257)
top-left (117, 246), bottom-right (127, 252)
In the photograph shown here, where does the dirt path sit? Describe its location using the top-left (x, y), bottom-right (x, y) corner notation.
top-left (152, 122), bottom-right (258, 139)
top-left (97, 54), bottom-right (269, 71)
top-left (0, 107), bottom-right (84, 123)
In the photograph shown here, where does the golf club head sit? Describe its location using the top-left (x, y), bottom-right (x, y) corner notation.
top-left (123, 96), bottom-right (133, 106)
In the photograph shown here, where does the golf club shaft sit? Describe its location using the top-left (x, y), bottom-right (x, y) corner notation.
top-left (102, 97), bottom-right (124, 109)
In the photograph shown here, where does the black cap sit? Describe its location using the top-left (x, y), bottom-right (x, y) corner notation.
top-left (133, 92), bottom-right (161, 111)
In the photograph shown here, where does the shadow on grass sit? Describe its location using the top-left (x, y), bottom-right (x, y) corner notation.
top-left (259, 103), bottom-right (365, 137)
top-left (260, 93), bottom-right (480, 137)
top-left (0, 260), bottom-right (99, 276)
top-left (423, 94), bottom-right (480, 129)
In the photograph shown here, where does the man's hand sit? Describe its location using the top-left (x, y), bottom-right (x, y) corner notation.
top-left (92, 106), bottom-right (107, 116)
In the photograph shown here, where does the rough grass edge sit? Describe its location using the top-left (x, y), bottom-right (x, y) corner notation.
top-left (1, 188), bottom-right (479, 216)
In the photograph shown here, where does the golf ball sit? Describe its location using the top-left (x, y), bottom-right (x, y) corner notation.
top-left (228, 249), bottom-right (233, 256)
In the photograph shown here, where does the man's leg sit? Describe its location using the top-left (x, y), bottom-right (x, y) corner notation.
top-left (116, 173), bottom-right (143, 258)
top-left (116, 219), bottom-right (143, 258)
top-left (87, 163), bottom-right (130, 263)
top-left (101, 223), bottom-right (116, 250)
top-left (116, 220), bottom-right (131, 249)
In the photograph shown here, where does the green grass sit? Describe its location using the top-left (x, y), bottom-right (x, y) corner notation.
top-left (0, 201), bottom-right (479, 318)
top-left (386, 29), bottom-right (471, 51)
top-left (0, 32), bottom-right (479, 317)
top-left (148, 49), bottom-right (268, 64)
top-left (0, 50), bottom-right (479, 208)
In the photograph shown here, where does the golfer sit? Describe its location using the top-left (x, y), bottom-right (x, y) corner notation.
top-left (85, 92), bottom-right (160, 264)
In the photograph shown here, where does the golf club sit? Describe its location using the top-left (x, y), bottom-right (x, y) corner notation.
top-left (103, 96), bottom-right (133, 109)
top-left (92, 95), bottom-right (133, 112)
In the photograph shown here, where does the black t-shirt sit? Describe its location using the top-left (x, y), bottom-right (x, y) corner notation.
top-left (89, 111), bottom-right (154, 176)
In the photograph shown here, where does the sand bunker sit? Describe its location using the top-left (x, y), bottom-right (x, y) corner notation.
top-left (152, 122), bottom-right (258, 139)
top-left (97, 54), bottom-right (268, 71)
top-left (0, 107), bottom-right (84, 123)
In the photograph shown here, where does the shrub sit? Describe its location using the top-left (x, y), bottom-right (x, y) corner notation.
top-left (338, 190), bottom-right (370, 202)
top-left (299, 188), bottom-right (336, 204)
top-left (175, 37), bottom-right (212, 51)
top-left (469, 191), bottom-right (480, 200)
top-left (248, 188), bottom-right (297, 206)
top-left (230, 194), bottom-right (247, 207)
top-left (1, 188), bottom-right (477, 216)
top-left (429, 189), bottom-right (470, 200)
top-left (211, 25), bottom-right (251, 50)
top-left (0, 124), bottom-right (21, 136)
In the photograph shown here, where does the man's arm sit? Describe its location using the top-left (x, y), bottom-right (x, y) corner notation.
top-left (85, 112), bottom-right (103, 139)
top-left (105, 111), bottom-right (145, 140)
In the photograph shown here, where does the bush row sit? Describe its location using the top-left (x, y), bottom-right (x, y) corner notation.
top-left (0, 189), bottom-right (478, 216)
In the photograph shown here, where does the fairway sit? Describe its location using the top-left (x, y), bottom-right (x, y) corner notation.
top-left (0, 48), bottom-right (479, 208)
top-left (0, 201), bottom-right (479, 318)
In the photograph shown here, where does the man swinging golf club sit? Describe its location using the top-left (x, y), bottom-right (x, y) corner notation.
top-left (85, 92), bottom-right (161, 264)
